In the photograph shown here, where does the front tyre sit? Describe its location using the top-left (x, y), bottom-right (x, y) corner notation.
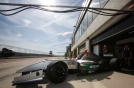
top-left (46, 61), bottom-right (68, 84)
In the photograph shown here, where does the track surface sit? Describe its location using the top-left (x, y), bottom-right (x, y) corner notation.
top-left (0, 57), bottom-right (134, 88)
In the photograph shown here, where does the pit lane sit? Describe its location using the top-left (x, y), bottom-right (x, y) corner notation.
top-left (0, 57), bottom-right (133, 88)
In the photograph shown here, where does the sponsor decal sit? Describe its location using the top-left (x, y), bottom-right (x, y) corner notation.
top-left (103, 54), bottom-right (113, 57)
top-left (67, 61), bottom-right (75, 65)
top-left (90, 65), bottom-right (100, 68)
top-left (72, 61), bottom-right (76, 65)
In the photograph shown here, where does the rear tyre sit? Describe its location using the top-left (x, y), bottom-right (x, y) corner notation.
top-left (46, 61), bottom-right (68, 84)
top-left (110, 58), bottom-right (121, 71)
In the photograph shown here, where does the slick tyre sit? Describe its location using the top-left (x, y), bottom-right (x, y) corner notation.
top-left (46, 61), bottom-right (68, 84)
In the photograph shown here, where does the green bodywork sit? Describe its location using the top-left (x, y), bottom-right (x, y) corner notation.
top-left (79, 63), bottom-right (100, 71)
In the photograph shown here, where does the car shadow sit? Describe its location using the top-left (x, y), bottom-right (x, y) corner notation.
top-left (15, 70), bottom-right (113, 88)
top-left (15, 80), bottom-right (74, 88)
top-left (16, 84), bottom-right (42, 88)
top-left (117, 69), bottom-right (134, 76)
top-left (67, 70), bottom-right (114, 82)
top-left (46, 81), bottom-right (74, 88)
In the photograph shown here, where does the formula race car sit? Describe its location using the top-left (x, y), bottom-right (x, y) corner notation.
top-left (12, 52), bottom-right (121, 85)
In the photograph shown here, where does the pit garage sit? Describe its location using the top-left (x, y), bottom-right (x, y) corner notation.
top-left (91, 14), bottom-right (134, 69)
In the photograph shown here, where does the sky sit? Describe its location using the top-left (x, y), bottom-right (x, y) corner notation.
top-left (0, 0), bottom-right (83, 55)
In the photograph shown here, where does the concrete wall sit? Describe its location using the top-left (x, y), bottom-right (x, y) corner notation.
top-left (71, 0), bottom-right (131, 52)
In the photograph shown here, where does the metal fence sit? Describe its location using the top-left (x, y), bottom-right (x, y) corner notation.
top-left (0, 44), bottom-right (51, 58)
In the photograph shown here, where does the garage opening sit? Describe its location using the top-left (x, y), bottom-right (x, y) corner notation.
top-left (91, 14), bottom-right (134, 69)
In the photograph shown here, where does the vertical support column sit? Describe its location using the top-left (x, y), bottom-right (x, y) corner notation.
top-left (86, 39), bottom-right (91, 52)
top-left (93, 45), bottom-right (100, 55)
top-left (89, 39), bottom-right (92, 52)
top-left (76, 47), bottom-right (79, 56)
top-left (71, 51), bottom-right (73, 57)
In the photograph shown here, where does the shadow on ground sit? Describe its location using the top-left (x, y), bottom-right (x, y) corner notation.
top-left (16, 84), bottom-right (42, 88)
top-left (46, 81), bottom-right (74, 88)
top-left (15, 70), bottom-right (113, 88)
top-left (15, 79), bottom-right (74, 88)
top-left (67, 70), bottom-right (114, 82)
top-left (117, 69), bottom-right (134, 76)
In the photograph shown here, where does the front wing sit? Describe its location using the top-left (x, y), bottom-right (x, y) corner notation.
top-left (12, 70), bottom-right (43, 85)
top-left (12, 60), bottom-right (77, 85)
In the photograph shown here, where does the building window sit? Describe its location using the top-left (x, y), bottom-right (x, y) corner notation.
top-left (83, 12), bottom-right (88, 32)
top-left (81, 20), bottom-right (84, 35)
top-left (87, 11), bottom-right (93, 27)
top-left (78, 27), bottom-right (80, 39)
top-left (72, 37), bottom-right (74, 45)
top-left (79, 26), bottom-right (81, 37)
top-left (74, 0), bottom-right (108, 44)
top-left (74, 32), bottom-right (77, 43)
top-left (100, 0), bottom-right (109, 8)
top-left (75, 33), bottom-right (77, 43)
top-left (75, 28), bottom-right (80, 43)
top-left (91, 0), bottom-right (101, 19)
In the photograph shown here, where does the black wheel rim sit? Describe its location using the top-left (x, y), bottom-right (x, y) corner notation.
top-left (52, 65), bottom-right (66, 78)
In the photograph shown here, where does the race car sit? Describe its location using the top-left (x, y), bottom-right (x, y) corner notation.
top-left (12, 52), bottom-right (120, 85)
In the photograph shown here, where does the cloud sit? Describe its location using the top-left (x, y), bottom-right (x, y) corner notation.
top-left (0, 0), bottom-right (82, 55)
top-left (5, 17), bottom-right (31, 27)
top-left (41, 16), bottom-right (63, 28)
top-left (56, 31), bottom-right (73, 36)
top-left (61, 31), bottom-right (73, 36)
top-left (0, 34), bottom-right (68, 54)
top-left (41, 13), bottom-right (76, 29)
top-left (0, 20), bottom-right (11, 28)
top-left (34, 39), bottom-right (39, 42)
top-left (6, 29), bottom-right (12, 36)
top-left (23, 19), bottom-right (31, 26)
top-left (6, 16), bottom-right (19, 24)
top-left (16, 33), bottom-right (22, 37)
top-left (44, 39), bottom-right (71, 47)
top-left (54, 14), bottom-right (59, 18)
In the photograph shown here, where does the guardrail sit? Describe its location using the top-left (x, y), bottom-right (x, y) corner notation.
top-left (0, 44), bottom-right (52, 58)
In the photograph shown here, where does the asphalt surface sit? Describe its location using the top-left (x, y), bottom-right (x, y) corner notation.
top-left (0, 57), bottom-right (134, 88)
